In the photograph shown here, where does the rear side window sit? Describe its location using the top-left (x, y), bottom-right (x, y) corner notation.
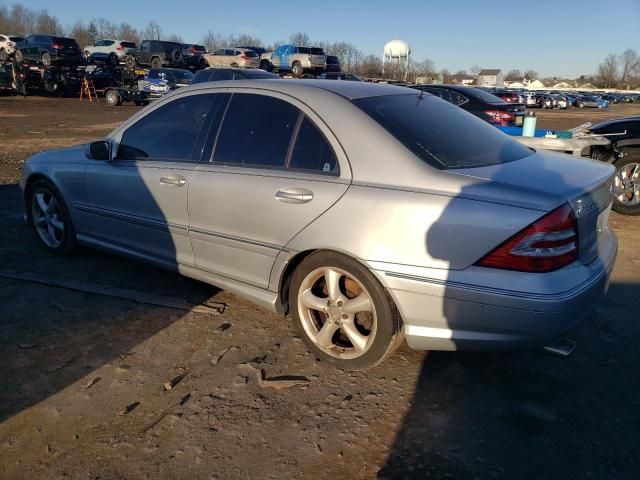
top-left (353, 94), bottom-right (533, 169)
top-left (118, 94), bottom-right (227, 161)
top-left (310, 48), bottom-right (324, 55)
top-left (289, 117), bottom-right (339, 174)
top-left (213, 94), bottom-right (299, 167)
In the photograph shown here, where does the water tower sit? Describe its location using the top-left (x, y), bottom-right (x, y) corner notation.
top-left (382, 39), bottom-right (411, 81)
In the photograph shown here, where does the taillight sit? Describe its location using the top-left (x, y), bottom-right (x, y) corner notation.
top-left (190, 47), bottom-right (197, 53)
top-left (52, 43), bottom-right (63, 49)
top-left (485, 110), bottom-right (514, 126)
top-left (117, 44), bottom-right (125, 51)
top-left (475, 203), bottom-right (578, 272)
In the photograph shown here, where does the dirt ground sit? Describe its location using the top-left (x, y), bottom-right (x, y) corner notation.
top-left (0, 96), bottom-right (639, 480)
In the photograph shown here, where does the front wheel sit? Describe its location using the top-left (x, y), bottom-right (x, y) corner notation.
top-left (289, 251), bottom-right (404, 370)
top-left (612, 154), bottom-right (640, 215)
top-left (105, 89), bottom-right (120, 106)
top-left (28, 179), bottom-right (76, 255)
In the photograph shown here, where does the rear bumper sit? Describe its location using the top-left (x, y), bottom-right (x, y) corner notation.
top-left (371, 233), bottom-right (617, 351)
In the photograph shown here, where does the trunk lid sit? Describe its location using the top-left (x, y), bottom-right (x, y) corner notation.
top-left (453, 150), bottom-right (615, 265)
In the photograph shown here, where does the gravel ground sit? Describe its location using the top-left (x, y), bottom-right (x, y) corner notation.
top-left (0, 96), bottom-right (639, 480)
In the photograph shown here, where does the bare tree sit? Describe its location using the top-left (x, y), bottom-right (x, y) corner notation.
top-left (619, 48), bottom-right (639, 86)
top-left (505, 69), bottom-right (522, 80)
top-left (166, 33), bottom-right (184, 43)
top-left (469, 64), bottom-right (481, 76)
top-left (598, 53), bottom-right (619, 88)
top-left (524, 70), bottom-right (538, 81)
top-left (142, 21), bottom-right (162, 41)
top-left (70, 21), bottom-right (92, 49)
top-left (289, 32), bottom-right (310, 46)
top-left (235, 34), bottom-right (263, 47)
top-left (201, 30), bottom-right (221, 52)
top-left (116, 22), bottom-right (139, 43)
top-left (94, 17), bottom-right (116, 39)
top-left (358, 54), bottom-right (382, 77)
top-left (34, 10), bottom-right (63, 35)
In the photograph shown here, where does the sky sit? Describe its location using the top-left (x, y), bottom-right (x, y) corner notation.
top-left (14, 0), bottom-right (640, 78)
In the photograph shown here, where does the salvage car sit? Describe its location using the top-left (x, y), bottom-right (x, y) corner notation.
top-left (411, 84), bottom-right (525, 126)
top-left (260, 45), bottom-right (326, 77)
top-left (83, 39), bottom-right (137, 63)
top-left (191, 67), bottom-right (279, 83)
top-left (20, 80), bottom-right (617, 369)
top-left (0, 34), bottom-right (24, 60)
top-left (203, 48), bottom-right (259, 68)
top-left (14, 35), bottom-right (83, 67)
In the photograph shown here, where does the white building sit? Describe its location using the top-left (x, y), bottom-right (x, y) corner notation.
top-left (477, 69), bottom-right (504, 87)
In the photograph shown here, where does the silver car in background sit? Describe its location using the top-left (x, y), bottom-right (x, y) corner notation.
top-left (20, 80), bottom-right (617, 370)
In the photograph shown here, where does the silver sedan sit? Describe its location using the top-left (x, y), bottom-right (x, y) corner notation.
top-left (21, 80), bottom-right (617, 369)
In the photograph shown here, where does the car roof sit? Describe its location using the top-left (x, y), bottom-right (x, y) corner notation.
top-left (184, 78), bottom-right (415, 100)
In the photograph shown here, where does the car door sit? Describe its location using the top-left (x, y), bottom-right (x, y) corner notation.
top-left (83, 92), bottom-right (225, 267)
top-left (139, 40), bottom-right (150, 64)
top-left (188, 91), bottom-right (351, 289)
top-left (272, 45), bottom-right (285, 68)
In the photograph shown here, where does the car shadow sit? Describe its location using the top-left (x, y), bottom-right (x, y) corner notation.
top-left (377, 143), bottom-right (630, 478)
top-left (0, 177), bottom-right (218, 423)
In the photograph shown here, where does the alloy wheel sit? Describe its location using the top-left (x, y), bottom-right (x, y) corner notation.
top-left (614, 162), bottom-right (640, 205)
top-left (297, 267), bottom-right (377, 360)
top-left (31, 187), bottom-right (65, 248)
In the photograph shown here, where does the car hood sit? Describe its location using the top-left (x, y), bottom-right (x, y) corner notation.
top-left (26, 144), bottom-right (90, 165)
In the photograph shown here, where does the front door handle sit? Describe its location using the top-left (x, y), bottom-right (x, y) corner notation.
top-left (275, 187), bottom-right (314, 204)
top-left (160, 175), bottom-right (186, 186)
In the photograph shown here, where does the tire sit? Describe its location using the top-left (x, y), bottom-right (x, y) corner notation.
top-left (83, 50), bottom-right (92, 62)
top-left (14, 49), bottom-right (23, 63)
top-left (27, 179), bottom-right (76, 255)
top-left (612, 153), bottom-right (640, 215)
top-left (292, 61), bottom-right (303, 77)
top-left (41, 52), bottom-right (51, 67)
top-left (230, 62), bottom-right (238, 67)
top-left (107, 52), bottom-right (118, 67)
top-left (105, 89), bottom-right (120, 107)
top-left (260, 59), bottom-right (272, 72)
top-left (289, 251), bottom-right (404, 370)
top-left (170, 48), bottom-right (182, 65)
top-left (579, 102), bottom-right (584, 108)
top-left (0, 49), bottom-right (7, 61)
top-left (124, 54), bottom-right (136, 69)
top-left (150, 57), bottom-right (161, 68)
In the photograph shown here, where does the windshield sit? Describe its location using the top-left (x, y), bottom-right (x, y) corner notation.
top-left (353, 94), bottom-right (533, 169)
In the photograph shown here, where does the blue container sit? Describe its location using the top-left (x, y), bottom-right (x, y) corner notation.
top-left (522, 111), bottom-right (537, 137)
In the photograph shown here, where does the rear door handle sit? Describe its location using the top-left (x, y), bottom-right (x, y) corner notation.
top-left (275, 187), bottom-right (314, 204)
top-left (160, 175), bottom-right (186, 186)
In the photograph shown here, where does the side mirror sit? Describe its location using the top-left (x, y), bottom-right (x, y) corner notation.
top-left (89, 140), bottom-right (111, 161)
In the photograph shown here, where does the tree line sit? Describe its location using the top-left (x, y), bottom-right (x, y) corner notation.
top-left (1, 2), bottom-right (638, 87)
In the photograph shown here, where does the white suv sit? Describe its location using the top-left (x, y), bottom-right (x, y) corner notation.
top-left (83, 39), bottom-right (137, 61)
top-left (0, 34), bottom-right (25, 60)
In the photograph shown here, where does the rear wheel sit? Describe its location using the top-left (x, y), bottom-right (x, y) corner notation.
top-left (260, 59), bottom-right (272, 72)
top-left (289, 251), bottom-right (404, 370)
top-left (28, 179), bottom-right (76, 255)
top-left (292, 61), bottom-right (303, 77)
top-left (612, 154), bottom-right (640, 215)
top-left (124, 54), bottom-right (136, 69)
top-left (41, 52), bottom-right (51, 67)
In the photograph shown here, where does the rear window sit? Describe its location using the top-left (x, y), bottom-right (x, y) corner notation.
top-left (466, 88), bottom-right (509, 104)
top-left (193, 45), bottom-right (206, 52)
top-left (53, 37), bottom-right (80, 49)
top-left (297, 47), bottom-right (310, 54)
top-left (120, 41), bottom-right (136, 48)
top-left (353, 94), bottom-right (533, 169)
top-left (243, 50), bottom-right (258, 57)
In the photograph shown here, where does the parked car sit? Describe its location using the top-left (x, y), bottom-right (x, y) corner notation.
top-left (555, 95), bottom-right (569, 109)
top-left (577, 95), bottom-right (608, 108)
top-left (83, 39), bottom-right (137, 63)
top-left (14, 35), bottom-right (83, 67)
top-left (239, 45), bottom-right (267, 57)
top-left (191, 67), bottom-right (279, 84)
top-left (260, 45), bottom-right (326, 77)
top-left (319, 72), bottom-right (362, 81)
top-left (141, 67), bottom-right (192, 93)
top-left (203, 48), bottom-right (259, 68)
top-left (128, 40), bottom-right (185, 69)
top-left (181, 44), bottom-right (207, 69)
top-left (411, 84), bottom-right (525, 126)
top-left (491, 90), bottom-right (520, 103)
top-left (20, 80), bottom-right (617, 369)
top-left (0, 35), bottom-right (25, 60)
top-left (326, 55), bottom-right (341, 73)
top-left (522, 92), bottom-right (538, 107)
top-left (587, 116), bottom-right (640, 215)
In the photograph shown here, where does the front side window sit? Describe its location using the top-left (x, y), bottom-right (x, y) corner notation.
top-left (118, 94), bottom-right (226, 161)
top-left (354, 94), bottom-right (533, 169)
top-left (213, 94), bottom-right (299, 167)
